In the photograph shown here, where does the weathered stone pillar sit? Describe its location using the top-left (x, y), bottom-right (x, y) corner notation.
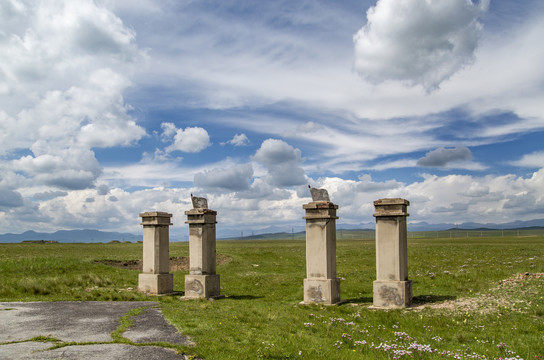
top-left (138, 212), bottom-right (174, 294)
top-left (183, 196), bottom-right (221, 299)
top-left (373, 198), bottom-right (412, 308)
top-left (303, 187), bottom-right (340, 305)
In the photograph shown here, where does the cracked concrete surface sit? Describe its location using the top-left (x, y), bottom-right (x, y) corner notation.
top-left (0, 302), bottom-right (192, 359)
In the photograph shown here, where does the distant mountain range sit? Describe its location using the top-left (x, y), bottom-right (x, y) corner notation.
top-left (1, 218), bottom-right (543, 243)
top-left (406, 218), bottom-right (544, 232)
top-left (219, 218), bottom-right (544, 239)
top-left (0, 229), bottom-right (142, 244)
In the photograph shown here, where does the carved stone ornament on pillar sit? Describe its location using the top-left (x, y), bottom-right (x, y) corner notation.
top-left (137, 212), bottom-right (174, 295)
top-left (372, 198), bottom-right (412, 308)
top-left (302, 186), bottom-right (341, 305)
top-left (183, 195), bottom-right (222, 299)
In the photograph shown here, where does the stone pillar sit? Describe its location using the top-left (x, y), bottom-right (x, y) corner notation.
top-left (373, 198), bottom-right (412, 308)
top-left (138, 212), bottom-right (174, 294)
top-left (303, 201), bottom-right (340, 305)
top-left (184, 208), bottom-right (221, 299)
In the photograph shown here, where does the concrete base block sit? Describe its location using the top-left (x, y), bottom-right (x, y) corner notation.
top-left (183, 274), bottom-right (221, 299)
top-left (372, 280), bottom-right (412, 308)
top-left (303, 278), bottom-right (341, 305)
top-left (138, 273), bottom-right (174, 295)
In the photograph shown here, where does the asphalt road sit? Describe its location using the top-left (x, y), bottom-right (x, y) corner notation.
top-left (0, 301), bottom-right (193, 359)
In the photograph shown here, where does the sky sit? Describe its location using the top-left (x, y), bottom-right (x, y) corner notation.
top-left (1, 0), bottom-right (543, 238)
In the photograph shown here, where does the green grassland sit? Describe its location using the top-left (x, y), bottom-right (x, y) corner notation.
top-left (1, 236), bottom-right (543, 359)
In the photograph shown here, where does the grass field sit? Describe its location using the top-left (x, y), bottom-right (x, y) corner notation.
top-left (1, 236), bottom-right (543, 359)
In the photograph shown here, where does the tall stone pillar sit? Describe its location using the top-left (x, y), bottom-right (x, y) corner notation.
top-left (138, 212), bottom-right (174, 294)
top-left (373, 198), bottom-right (412, 308)
top-left (184, 195), bottom-right (221, 299)
top-left (303, 187), bottom-right (340, 305)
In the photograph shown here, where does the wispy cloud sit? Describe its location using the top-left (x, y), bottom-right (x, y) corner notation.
top-left (367, 159), bottom-right (418, 171)
top-left (509, 151), bottom-right (544, 168)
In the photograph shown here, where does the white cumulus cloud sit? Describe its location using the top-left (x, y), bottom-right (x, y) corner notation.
top-left (353, 0), bottom-right (489, 91)
top-left (160, 122), bottom-right (177, 141)
top-left (194, 163), bottom-right (254, 191)
top-left (166, 126), bottom-right (211, 153)
top-left (0, 0), bottom-right (146, 193)
top-left (253, 139), bottom-right (307, 187)
top-left (223, 133), bottom-right (249, 147)
top-left (13, 148), bottom-right (102, 190)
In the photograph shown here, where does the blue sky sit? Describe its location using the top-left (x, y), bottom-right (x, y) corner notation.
top-left (1, 0), bottom-right (543, 237)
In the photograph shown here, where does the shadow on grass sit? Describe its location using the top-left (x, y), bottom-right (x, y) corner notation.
top-left (343, 296), bottom-right (373, 305)
top-left (342, 294), bottom-right (456, 306)
top-left (170, 291), bottom-right (184, 297)
top-left (412, 294), bottom-right (456, 304)
top-left (224, 295), bottom-right (265, 300)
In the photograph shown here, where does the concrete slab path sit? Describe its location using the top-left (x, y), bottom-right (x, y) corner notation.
top-left (0, 301), bottom-right (193, 360)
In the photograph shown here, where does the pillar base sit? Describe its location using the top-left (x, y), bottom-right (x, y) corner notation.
top-left (183, 274), bottom-right (221, 299)
top-left (303, 278), bottom-right (340, 305)
top-left (138, 273), bottom-right (173, 295)
top-left (372, 280), bottom-right (412, 308)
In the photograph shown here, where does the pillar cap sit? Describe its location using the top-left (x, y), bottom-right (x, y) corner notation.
top-left (184, 208), bottom-right (217, 215)
top-left (303, 201), bottom-right (338, 220)
top-left (373, 198), bottom-right (410, 206)
top-left (303, 201), bottom-right (338, 210)
top-left (185, 208), bottom-right (217, 224)
top-left (140, 211), bottom-right (173, 217)
top-left (139, 211), bottom-right (173, 225)
top-left (373, 198), bottom-right (409, 217)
